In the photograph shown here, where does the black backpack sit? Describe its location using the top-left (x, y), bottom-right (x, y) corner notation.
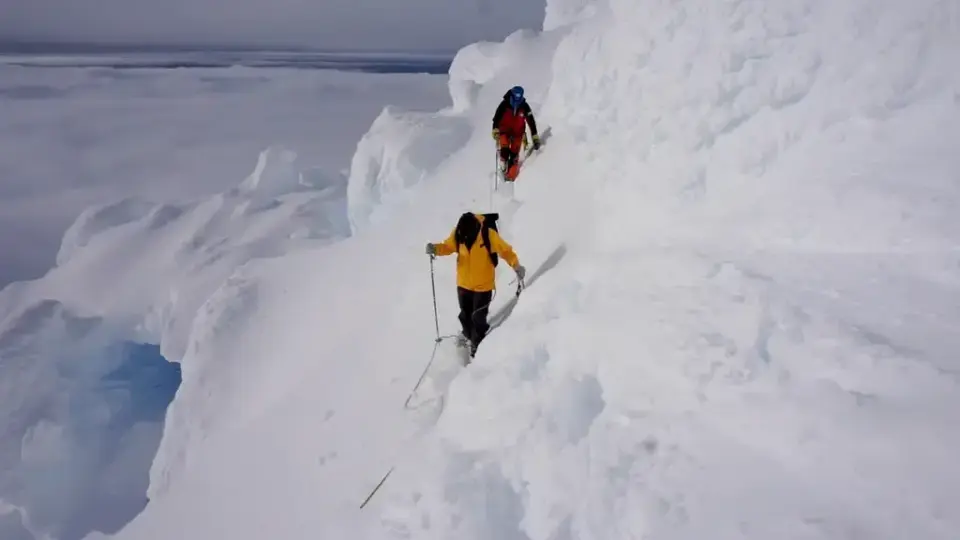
top-left (479, 213), bottom-right (500, 267)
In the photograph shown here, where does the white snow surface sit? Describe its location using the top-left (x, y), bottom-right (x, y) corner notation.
top-left (3, 0), bottom-right (960, 538)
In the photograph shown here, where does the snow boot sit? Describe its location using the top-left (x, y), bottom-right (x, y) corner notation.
top-left (504, 155), bottom-right (519, 182)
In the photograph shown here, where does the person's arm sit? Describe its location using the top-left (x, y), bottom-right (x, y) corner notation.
top-left (433, 228), bottom-right (458, 256)
top-left (522, 102), bottom-right (539, 137)
top-left (492, 101), bottom-right (507, 129)
top-left (488, 229), bottom-right (520, 268)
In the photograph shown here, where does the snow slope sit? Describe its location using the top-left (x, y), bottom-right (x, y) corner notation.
top-left (367, 2), bottom-right (960, 537)
top-left (3, 0), bottom-right (960, 538)
top-left (0, 149), bottom-right (352, 540)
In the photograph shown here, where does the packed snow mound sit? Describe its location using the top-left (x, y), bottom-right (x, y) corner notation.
top-left (56, 200), bottom-right (157, 267)
top-left (542, 0), bottom-right (598, 30)
top-left (0, 299), bottom-right (181, 540)
top-left (0, 147), bottom-right (351, 540)
top-left (41, 146), bottom-right (351, 360)
top-left (539, 0), bottom-right (960, 251)
top-left (447, 29), bottom-right (556, 112)
top-left (347, 106), bottom-right (472, 230)
top-left (0, 302), bottom-right (181, 540)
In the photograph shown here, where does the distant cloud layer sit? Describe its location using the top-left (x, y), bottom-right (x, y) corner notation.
top-left (0, 0), bottom-right (545, 50)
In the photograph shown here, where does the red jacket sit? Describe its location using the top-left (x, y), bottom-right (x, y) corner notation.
top-left (492, 92), bottom-right (539, 137)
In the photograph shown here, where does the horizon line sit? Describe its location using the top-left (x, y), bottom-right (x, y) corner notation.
top-left (0, 39), bottom-right (462, 56)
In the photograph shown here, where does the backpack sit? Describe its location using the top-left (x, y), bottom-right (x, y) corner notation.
top-left (479, 213), bottom-right (499, 267)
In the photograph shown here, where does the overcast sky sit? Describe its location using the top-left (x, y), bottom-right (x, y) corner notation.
top-left (0, 0), bottom-right (545, 51)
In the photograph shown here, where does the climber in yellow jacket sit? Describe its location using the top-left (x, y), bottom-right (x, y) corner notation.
top-left (426, 212), bottom-right (526, 356)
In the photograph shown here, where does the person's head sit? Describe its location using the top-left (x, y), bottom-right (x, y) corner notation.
top-left (455, 212), bottom-right (481, 248)
top-left (507, 85), bottom-right (524, 111)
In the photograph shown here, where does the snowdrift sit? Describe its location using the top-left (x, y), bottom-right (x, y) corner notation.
top-left (2, 0), bottom-right (959, 539)
top-left (0, 148), bottom-right (350, 540)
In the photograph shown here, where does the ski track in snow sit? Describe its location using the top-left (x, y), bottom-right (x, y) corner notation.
top-left (2, 0), bottom-right (960, 538)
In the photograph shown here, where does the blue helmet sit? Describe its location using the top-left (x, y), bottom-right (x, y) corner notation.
top-left (508, 85), bottom-right (524, 111)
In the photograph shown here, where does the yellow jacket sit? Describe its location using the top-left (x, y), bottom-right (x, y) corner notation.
top-left (433, 214), bottom-right (520, 292)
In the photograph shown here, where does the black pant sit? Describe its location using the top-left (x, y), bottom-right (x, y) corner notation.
top-left (499, 146), bottom-right (518, 167)
top-left (457, 287), bottom-right (493, 346)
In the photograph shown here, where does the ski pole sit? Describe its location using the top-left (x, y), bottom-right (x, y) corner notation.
top-left (429, 254), bottom-right (440, 342)
top-left (360, 467), bottom-right (393, 509)
top-left (509, 276), bottom-right (524, 297)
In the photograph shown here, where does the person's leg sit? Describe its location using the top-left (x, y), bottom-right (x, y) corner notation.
top-left (471, 290), bottom-right (494, 349)
top-left (498, 134), bottom-right (516, 178)
top-left (456, 287), bottom-right (472, 344)
top-left (506, 135), bottom-right (523, 180)
top-left (498, 134), bottom-right (511, 157)
top-left (506, 154), bottom-right (519, 180)
top-left (509, 134), bottom-right (524, 155)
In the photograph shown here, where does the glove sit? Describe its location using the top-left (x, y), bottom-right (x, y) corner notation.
top-left (492, 129), bottom-right (500, 141)
top-left (532, 134), bottom-right (541, 150)
top-left (515, 264), bottom-right (526, 280)
top-left (425, 243), bottom-right (436, 256)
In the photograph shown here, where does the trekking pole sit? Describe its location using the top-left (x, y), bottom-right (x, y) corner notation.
top-left (510, 276), bottom-right (524, 297)
top-left (429, 254), bottom-right (440, 342)
top-left (360, 467), bottom-right (393, 509)
top-left (402, 254), bottom-right (448, 410)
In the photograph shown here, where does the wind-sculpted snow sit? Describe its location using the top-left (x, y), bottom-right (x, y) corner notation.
top-left (542, 0), bottom-right (601, 31)
top-left (40, 146), bottom-right (351, 360)
top-left (0, 300), bottom-right (181, 540)
top-left (346, 107), bottom-right (473, 231)
top-left (540, 0), bottom-right (960, 252)
top-left (0, 147), bottom-right (351, 540)
top-left (447, 29), bottom-right (562, 112)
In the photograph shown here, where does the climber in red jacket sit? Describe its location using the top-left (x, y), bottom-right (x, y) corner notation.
top-left (492, 86), bottom-right (541, 182)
